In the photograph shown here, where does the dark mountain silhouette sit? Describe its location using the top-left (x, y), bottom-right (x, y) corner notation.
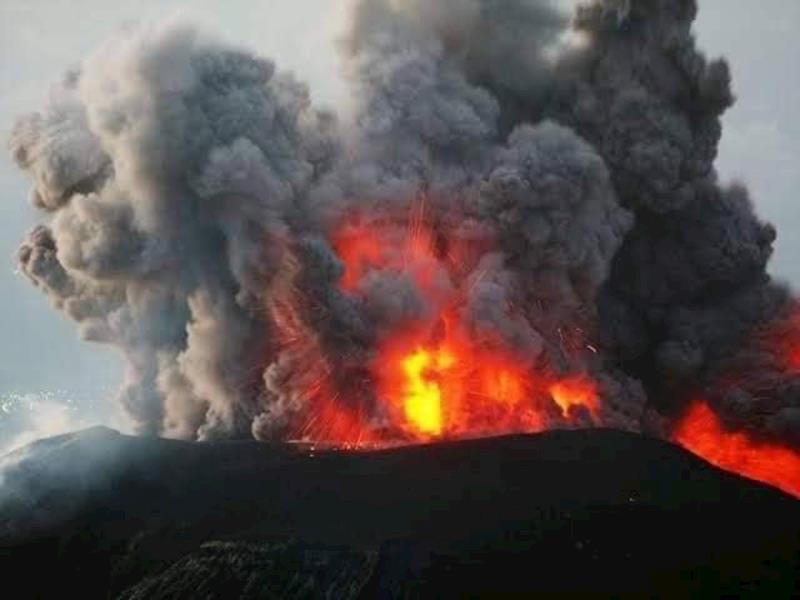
top-left (0, 428), bottom-right (798, 598)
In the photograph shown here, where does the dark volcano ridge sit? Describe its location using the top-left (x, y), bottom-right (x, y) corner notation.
top-left (0, 428), bottom-right (798, 598)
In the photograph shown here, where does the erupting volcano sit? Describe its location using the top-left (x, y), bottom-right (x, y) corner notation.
top-left (271, 204), bottom-right (601, 444)
top-left (8, 0), bottom-right (800, 501)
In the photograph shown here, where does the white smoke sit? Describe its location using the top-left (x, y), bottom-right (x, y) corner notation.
top-left (0, 391), bottom-right (126, 456)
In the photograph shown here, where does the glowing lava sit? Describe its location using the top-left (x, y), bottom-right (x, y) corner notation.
top-left (401, 348), bottom-right (452, 436)
top-left (673, 401), bottom-right (800, 499)
top-left (376, 323), bottom-right (544, 441)
top-left (549, 376), bottom-right (599, 418)
top-left (327, 205), bottom-right (600, 442)
top-left (266, 204), bottom-right (602, 445)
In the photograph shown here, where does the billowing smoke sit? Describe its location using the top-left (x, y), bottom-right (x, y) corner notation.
top-left (8, 1), bottom-right (799, 452)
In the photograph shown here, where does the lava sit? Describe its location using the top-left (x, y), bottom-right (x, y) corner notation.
top-left (266, 244), bottom-right (380, 445)
top-left (323, 205), bottom-right (599, 443)
top-left (269, 205), bottom-right (602, 445)
top-left (549, 376), bottom-right (599, 419)
top-left (375, 320), bottom-right (544, 441)
top-left (331, 204), bottom-right (445, 300)
top-left (401, 348), bottom-right (451, 436)
top-left (673, 401), bottom-right (800, 499)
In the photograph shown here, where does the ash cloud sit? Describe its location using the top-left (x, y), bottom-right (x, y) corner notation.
top-left (12, 21), bottom-right (335, 439)
top-left (8, 1), bottom-right (798, 448)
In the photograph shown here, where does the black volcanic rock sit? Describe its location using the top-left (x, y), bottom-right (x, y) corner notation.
top-left (0, 428), bottom-right (798, 598)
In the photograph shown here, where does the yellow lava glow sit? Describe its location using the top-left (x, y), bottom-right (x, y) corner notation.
top-left (548, 376), bottom-right (598, 417)
top-left (401, 349), bottom-right (455, 436)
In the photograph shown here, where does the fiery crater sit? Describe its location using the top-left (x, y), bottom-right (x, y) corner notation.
top-left (377, 325), bottom-right (543, 442)
top-left (296, 205), bottom-right (601, 443)
top-left (273, 206), bottom-right (800, 501)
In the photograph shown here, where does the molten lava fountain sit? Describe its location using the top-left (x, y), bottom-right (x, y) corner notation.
top-left (270, 204), bottom-right (600, 446)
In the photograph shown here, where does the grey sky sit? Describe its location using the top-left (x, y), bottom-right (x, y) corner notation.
top-left (0, 1), bottom-right (798, 438)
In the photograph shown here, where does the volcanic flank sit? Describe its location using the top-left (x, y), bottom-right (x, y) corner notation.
top-left (0, 428), bottom-right (798, 597)
top-left (7, 0), bottom-right (800, 497)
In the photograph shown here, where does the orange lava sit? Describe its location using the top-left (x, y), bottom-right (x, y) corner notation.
top-left (549, 376), bottom-right (599, 419)
top-left (399, 348), bottom-right (451, 436)
top-left (375, 319), bottom-right (544, 441)
top-left (326, 204), bottom-right (598, 443)
top-left (266, 244), bottom-right (380, 446)
top-left (673, 401), bottom-right (800, 499)
top-left (331, 205), bottom-right (445, 301)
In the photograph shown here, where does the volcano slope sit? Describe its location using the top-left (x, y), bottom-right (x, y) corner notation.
top-left (0, 428), bottom-right (797, 598)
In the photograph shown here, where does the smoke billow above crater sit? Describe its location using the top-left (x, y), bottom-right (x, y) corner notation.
top-left (9, 0), bottom-right (800, 494)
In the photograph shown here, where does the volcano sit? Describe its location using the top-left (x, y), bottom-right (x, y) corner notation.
top-left (10, 0), bottom-right (800, 464)
top-left (5, 0), bottom-right (800, 595)
top-left (1, 428), bottom-right (797, 598)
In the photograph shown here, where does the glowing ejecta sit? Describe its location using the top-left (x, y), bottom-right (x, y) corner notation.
top-left (401, 348), bottom-right (454, 436)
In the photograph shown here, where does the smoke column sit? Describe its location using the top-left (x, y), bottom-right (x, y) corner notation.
top-left (9, 0), bottom-right (800, 489)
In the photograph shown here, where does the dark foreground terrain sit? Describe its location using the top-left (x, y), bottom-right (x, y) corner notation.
top-left (0, 428), bottom-right (798, 598)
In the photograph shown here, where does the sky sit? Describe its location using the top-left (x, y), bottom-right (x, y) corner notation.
top-left (0, 0), bottom-right (798, 447)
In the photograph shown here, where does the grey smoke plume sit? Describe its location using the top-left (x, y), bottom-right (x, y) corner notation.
top-left (13, 21), bottom-right (336, 439)
top-left (8, 1), bottom-right (798, 447)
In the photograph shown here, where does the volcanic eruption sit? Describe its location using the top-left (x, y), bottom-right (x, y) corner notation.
top-left (8, 0), bottom-right (800, 498)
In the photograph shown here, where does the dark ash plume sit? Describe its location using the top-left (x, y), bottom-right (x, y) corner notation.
top-left (8, 2), bottom-right (799, 448)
